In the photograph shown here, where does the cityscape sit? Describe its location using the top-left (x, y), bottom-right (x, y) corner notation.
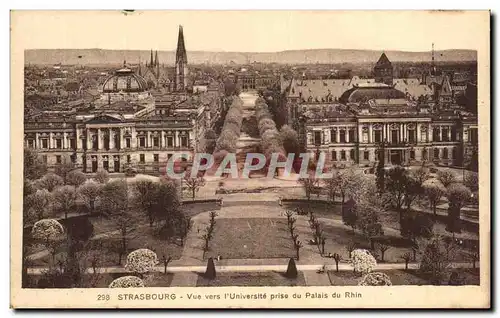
top-left (22, 21), bottom-right (480, 291)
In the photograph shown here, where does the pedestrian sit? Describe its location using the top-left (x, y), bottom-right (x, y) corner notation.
top-left (217, 254), bottom-right (221, 262)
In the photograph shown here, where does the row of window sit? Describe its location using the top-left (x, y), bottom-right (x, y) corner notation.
top-left (26, 135), bottom-right (189, 150)
top-left (328, 148), bottom-right (458, 162)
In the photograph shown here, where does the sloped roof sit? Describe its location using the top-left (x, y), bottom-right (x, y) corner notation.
top-left (375, 53), bottom-right (392, 67)
top-left (339, 85), bottom-right (406, 104)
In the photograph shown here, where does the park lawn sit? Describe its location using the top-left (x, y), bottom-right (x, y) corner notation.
top-left (327, 268), bottom-right (479, 286)
top-left (84, 272), bottom-right (174, 288)
top-left (197, 271), bottom-right (306, 287)
top-left (321, 224), bottom-right (412, 263)
top-left (205, 218), bottom-right (295, 260)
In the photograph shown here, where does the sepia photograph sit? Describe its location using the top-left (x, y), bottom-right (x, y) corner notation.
top-left (10, 10), bottom-right (490, 308)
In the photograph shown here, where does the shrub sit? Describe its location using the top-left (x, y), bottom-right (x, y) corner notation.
top-left (31, 219), bottom-right (65, 242)
top-left (350, 249), bottom-right (377, 274)
top-left (108, 276), bottom-right (145, 288)
top-left (285, 258), bottom-right (298, 278)
top-left (358, 272), bottom-right (392, 286)
top-left (125, 249), bottom-right (159, 274)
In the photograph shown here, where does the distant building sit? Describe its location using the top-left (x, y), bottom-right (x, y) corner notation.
top-left (373, 53), bottom-right (394, 86)
top-left (175, 25), bottom-right (189, 92)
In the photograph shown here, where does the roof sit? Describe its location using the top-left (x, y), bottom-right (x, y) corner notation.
top-left (102, 68), bottom-right (148, 93)
top-left (339, 85), bottom-right (406, 104)
top-left (374, 53), bottom-right (392, 68)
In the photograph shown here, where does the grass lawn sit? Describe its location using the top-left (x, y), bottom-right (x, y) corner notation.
top-left (205, 218), bottom-right (295, 259)
top-left (327, 268), bottom-right (479, 286)
top-left (197, 271), bottom-right (306, 287)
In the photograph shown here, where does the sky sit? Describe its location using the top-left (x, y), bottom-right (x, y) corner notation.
top-left (11, 10), bottom-right (489, 52)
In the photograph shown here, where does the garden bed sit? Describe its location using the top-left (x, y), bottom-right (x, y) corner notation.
top-left (197, 271), bottom-right (306, 287)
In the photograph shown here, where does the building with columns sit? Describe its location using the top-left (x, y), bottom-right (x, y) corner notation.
top-left (24, 65), bottom-right (219, 175)
top-left (294, 84), bottom-right (477, 168)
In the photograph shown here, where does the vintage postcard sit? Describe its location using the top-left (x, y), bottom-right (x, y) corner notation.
top-left (10, 10), bottom-right (490, 308)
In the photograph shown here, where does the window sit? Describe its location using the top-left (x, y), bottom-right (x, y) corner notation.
top-left (330, 130), bottom-right (337, 143)
top-left (451, 127), bottom-right (457, 141)
top-left (422, 148), bottom-right (428, 160)
top-left (469, 128), bottom-right (478, 144)
top-left (153, 137), bottom-right (159, 147)
top-left (391, 129), bottom-right (399, 144)
top-left (314, 131), bottom-right (321, 145)
top-left (408, 129), bottom-right (416, 143)
top-left (364, 150), bottom-right (369, 160)
top-left (350, 149), bottom-right (355, 161)
top-left (82, 138), bottom-right (87, 150)
top-left (153, 154), bottom-right (159, 162)
top-left (56, 155), bottom-right (61, 164)
top-left (340, 150), bottom-right (346, 160)
top-left (433, 128), bottom-right (440, 142)
top-left (348, 130), bottom-right (355, 143)
top-left (181, 136), bottom-right (188, 147)
top-left (442, 128), bottom-right (450, 142)
top-left (443, 148), bottom-right (449, 159)
top-left (362, 131), bottom-right (368, 143)
top-left (140, 154), bottom-right (145, 163)
top-left (56, 139), bottom-right (62, 149)
top-left (167, 154), bottom-right (173, 161)
top-left (331, 151), bottom-right (337, 161)
top-left (339, 130), bottom-right (346, 143)
top-left (42, 155), bottom-right (47, 164)
top-left (452, 148), bottom-right (457, 159)
top-left (420, 129), bottom-right (428, 143)
top-left (28, 139), bottom-right (35, 148)
top-left (139, 137), bottom-right (146, 148)
top-left (167, 136), bottom-right (174, 147)
top-left (374, 130), bottom-right (382, 143)
top-left (102, 156), bottom-right (109, 171)
top-left (126, 138), bottom-right (131, 148)
top-left (410, 150), bottom-right (415, 160)
top-left (127, 155), bottom-right (131, 163)
top-left (434, 148), bottom-right (440, 159)
top-left (70, 138), bottom-right (76, 149)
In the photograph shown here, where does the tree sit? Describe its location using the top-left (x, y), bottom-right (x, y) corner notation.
top-left (37, 173), bottom-right (64, 192)
top-left (162, 255), bottom-right (173, 274)
top-left (24, 147), bottom-right (47, 180)
top-left (437, 170), bottom-right (456, 188)
top-left (178, 216), bottom-right (192, 246)
top-left (358, 272), bottom-right (392, 286)
top-left (125, 249), bottom-right (159, 274)
top-left (355, 202), bottom-right (384, 250)
top-left (378, 243), bottom-right (390, 262)
top-left (77, 181), bottom-right (102, 215)
top-left (375, 143), bottom-right (386, 193)
top-left (100, 179), bottom-right (128, 216)
top-left (419, 236), bottom-right (452, 285)
top-left (401, 213), bottom-right (434, 261)
top-left (346, 242), bottom-right (357, 258)
top-left (350, 249), bottom-right (377, 275)
top-left (94, 169), bottom-right (109, 184)
top-left (400, 252), bottom-right (412, 270)
top-left (31, 219), bottom-right (65, 264)
top-left (298, 176), bottom-right (318, 201)
top-left (446, 183), bottom-right (472, 237)
top-left (463, 172), bottom-right (479, 193)
top-left (411, 167), bottom-right (431, 187)
top-left (323, 172), bottom-right (340, 203)
top-left (279, 125), bottom-right (300, 155)
top-left (285, 258), bottom-right (298, 278)
top-left (132, 179), bottom-right (159, 227)
top-left (63, 217), bottom-right (94, 285)
top-left (424, 182), bottom-right (446, 216)
top-left (333, 253), bottom-right (342, 272)
top-left (338, 169), bottom-right (367, 222)
top-left (385, 166), bottom-right (408, 214)
top-left (153, 179), bottom-right (181, 237)
top-left (113, 211), bottom-right (137, 265)
top-left (294, 240), bottom-right (303, 260)
top-left (184, 176), bottom-right (206, 199)
top-left (52, 185), bottom-right (77, 219)
top-left (65, 170), bottom-right (87, 187)
top-left (109, 276), bottom-right (145, 288)
top-left (54, 160), bottom-right (76, 182)
top-left (205, 257), bottom-right (216, 279)
top-left (25, 189), bottom-right (52, 221)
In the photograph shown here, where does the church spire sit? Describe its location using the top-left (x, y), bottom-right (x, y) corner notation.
top-left (176, 25), bottom-right (187, 63)
top-left (150, 49), bottom-right (154, 68)
top-left (154, 50), bottom-right (158, 67)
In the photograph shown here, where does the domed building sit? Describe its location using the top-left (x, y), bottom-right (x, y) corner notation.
top-left (339, 83), bottom-right (407, 105)
top-left (97, 63), bottom-right (153, 106)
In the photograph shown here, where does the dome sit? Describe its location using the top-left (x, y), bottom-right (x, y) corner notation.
top-left (339, 84), bottom-right (406, 104)
top-left (102, 67), bottom-right (148, 93)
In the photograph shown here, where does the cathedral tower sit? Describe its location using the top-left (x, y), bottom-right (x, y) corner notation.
top-left (175, 25), bottom-right (188, 92)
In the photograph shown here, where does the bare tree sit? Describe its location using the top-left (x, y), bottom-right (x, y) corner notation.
top-left (424, 182), bottom-right (446, 216)
top-left (400, 252), bottom-right (412, 270)
top-left (184, 176), bottom-right (206, 199)
top-left (298, 176), bottom-right (319, 201)
top-left (333, 253), bottom-right (342, 272)
top-left (378, 243), bottom-right (390, 262)
top-left (294, 240), bottom-right (303, 260)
